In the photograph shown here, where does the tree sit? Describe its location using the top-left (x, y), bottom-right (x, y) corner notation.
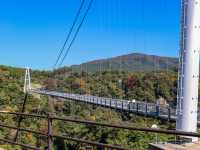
top-left (43, 78), bottom-right (57, 90)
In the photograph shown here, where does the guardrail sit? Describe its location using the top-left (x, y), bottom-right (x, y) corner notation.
top-left (1, 111), bottom-right (200, 150)
top-left (0, 112), bottom-right (129, 150)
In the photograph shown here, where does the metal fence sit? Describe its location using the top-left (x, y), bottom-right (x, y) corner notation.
top-left (0, 112), bottom-right (129, 150)
top-left (0, 111), bottom-right (200, 150)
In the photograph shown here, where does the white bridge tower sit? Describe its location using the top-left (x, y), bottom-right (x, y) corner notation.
top-left (176, 0), bottom-right (200, 141)
top-left (24, 67), bottom-right (31, 93)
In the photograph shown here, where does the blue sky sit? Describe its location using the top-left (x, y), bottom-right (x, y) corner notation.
top-left (0, 0), bottom-right (181, 70)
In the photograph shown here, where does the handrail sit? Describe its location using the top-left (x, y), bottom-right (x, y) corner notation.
top-left (0, 112), bottom-right (130, 150)
top-left (0, 138), bottom-right (41, 150)
top-left (1, 111), bottom-right (200, 137)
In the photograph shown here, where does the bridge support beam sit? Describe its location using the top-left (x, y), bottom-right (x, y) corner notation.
top-left (176, 0), bottom-right (200, 142)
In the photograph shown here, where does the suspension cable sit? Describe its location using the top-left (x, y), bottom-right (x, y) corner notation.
top-left (54, 0), bottom-right (86, 69)
top-left (58, 0), bottom-right (94, 67)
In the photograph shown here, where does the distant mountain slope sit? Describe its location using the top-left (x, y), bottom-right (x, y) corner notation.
top-left (71, 53), bottom-right (178, 72)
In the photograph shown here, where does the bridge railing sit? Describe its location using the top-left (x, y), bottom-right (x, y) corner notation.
top-left (0, 112), bottom-right (129, 150)
top-left (1, 111), bottom-right (200, 150)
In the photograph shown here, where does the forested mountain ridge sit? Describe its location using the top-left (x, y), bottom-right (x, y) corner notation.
top-left (71, 53), bottom-right (178, 72)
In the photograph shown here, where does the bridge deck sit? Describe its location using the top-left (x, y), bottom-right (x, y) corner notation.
top-left (30, 89), bottom-right (179, 121)
top-left (30, 89), bottom-right (200, 124)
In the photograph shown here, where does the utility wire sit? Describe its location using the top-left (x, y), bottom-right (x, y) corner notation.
top-left (53, 0), bottom-right (86, 69)
top-left (58, 0), bottom-right (94, 67)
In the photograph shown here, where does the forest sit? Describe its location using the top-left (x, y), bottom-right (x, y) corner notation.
top-left (0, 65), bottom-right (179, 150)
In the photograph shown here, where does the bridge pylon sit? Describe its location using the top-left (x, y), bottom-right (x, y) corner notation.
top-left (176, 0), bottom-right (200, 142)
top-left (23, 67), bottom-right (31, 93)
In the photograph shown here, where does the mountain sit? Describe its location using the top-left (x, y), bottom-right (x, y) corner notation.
top-left (71, 53), bottom-right (178, 72)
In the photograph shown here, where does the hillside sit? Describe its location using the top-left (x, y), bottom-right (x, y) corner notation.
top-left (0, 65), bottom-right (177, 149)
top-left (71, 53), bottom-right (178, 72)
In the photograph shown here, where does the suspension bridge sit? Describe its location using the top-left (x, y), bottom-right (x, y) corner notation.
top-left (30, 88), bottom-right (176, 121)
top-left (0, 0), bottom-right (200, 149)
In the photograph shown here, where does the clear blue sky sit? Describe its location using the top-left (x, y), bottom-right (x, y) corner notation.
top-left (0, 0), bottom-right (181, 70)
